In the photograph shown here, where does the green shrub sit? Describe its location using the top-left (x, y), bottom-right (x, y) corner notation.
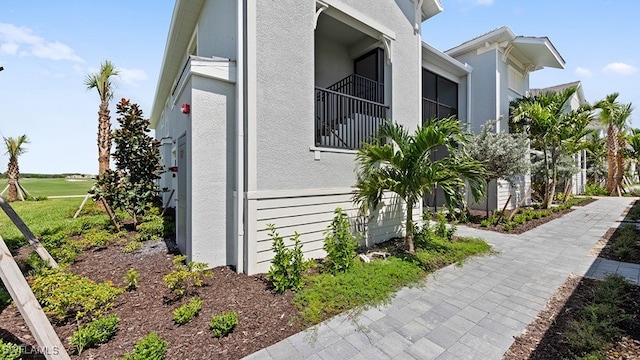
top-left (323, 208), bottom-right (359, 274)
top-left (266, 224), bottom-right (305, 293)
top-left (40, 230), bottom-right (79, 264)
top-left (0, 339), bottom-right (22, 360)
top-left (585, 183), bottom-right (608, 196)
top-left (70, 314), bottom-right (120, 354)
top-left (163, 255), bottom-right (211, 296)
top-left (480, 219), bottom-right (491, 227)
top-left (25, 251), bottom-right (51, 276)
top-left (123, 240), bottom-right (143, 253)
top-left (503, 224), bottom-right (512, 231)
top-left (0, 288), bottom-right (11, 308)
top-left (30, 268), bottom-right (124, 321)
top-left (433, 210), bottom-right (456, 240)
top-left (125, 269), bottom-right (139, 291)
top-left (413, 236), bottom-right (492, 272)
top-left (173, 297), bottom-right (204, 325)
top-left (210, 311), bottom-right (238, 338)
top-left (610, 225), bottom-right (638, 261)
top-left (136, 215), bottom-right (164, 241)
top-left (122, 332), bottom-right (167, 360)
top-left (78, 229), bottom-right (117, 249)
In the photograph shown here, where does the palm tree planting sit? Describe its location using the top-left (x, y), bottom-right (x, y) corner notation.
top-left (3, 135), bottom-right (29, 201)
top-left (85, 60), bottom-right (119, 175)
top-left (353, 118), bottom-right (486, 253)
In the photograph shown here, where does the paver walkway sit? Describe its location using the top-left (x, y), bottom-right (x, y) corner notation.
top-left (244, 197), bottom-right (635, 360)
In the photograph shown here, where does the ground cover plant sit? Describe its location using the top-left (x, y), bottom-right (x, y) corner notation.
top-left (173, 297), bottom-right (203, 325)
top-left (70, 314), bottom-right (120, 354)
top-left (122, 332), bottom-right (167, 360)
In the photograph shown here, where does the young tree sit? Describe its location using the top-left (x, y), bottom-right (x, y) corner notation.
top-left (594, 93), bottom-right (625, 195)
top-left (85, 60), bottom-right (119, 175)
top-left (468, 120), bottom-right (530, 217)
top-left (93, 99), bottom-right (163, 226)
top-left (353, 118), bottom-right (486, 253)
top-left (613, 103), bottom-right (633, 193)
top-left (585, 136), bottom-right (607, 184)
top-left (511, 87), bottom-right (593, 208)
top-left (3, 135), bottom-right (29, 201)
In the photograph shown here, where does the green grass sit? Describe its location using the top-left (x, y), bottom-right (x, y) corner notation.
top-left (14, 178), bottom-right (95, 197)
top-left (0, 197), bottom-right (109, 250)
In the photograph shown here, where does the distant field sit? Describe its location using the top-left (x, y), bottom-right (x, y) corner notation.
top-left (6, 178), bottom-right (95, 197)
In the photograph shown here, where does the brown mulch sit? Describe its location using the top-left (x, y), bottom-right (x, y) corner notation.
top-left (504, 276), bottom-right (640, 359)
top-left (0, 240), bottom-right (305, 359)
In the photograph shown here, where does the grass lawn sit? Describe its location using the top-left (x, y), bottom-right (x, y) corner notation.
top-left (7, 178), bottom-right (95, 197)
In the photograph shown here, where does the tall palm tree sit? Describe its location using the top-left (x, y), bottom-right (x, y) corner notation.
top-left (614, 103), bottom-right (633, 193)
top-left (353, 118), bottom-right (486, 253)
top-left (624, 128), bottom-right (640, 182)
top-left (85, 60), bottom-right (119, 175)
top-left (3, 135), bottom-right (29, 201)
top-left (595, 93), bottom-right (622, 195)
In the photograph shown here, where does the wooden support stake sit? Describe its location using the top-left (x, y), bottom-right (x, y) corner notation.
top-left (508, 188), bottom-right (533, 222)
top-left (101, 198), bottom-right (121, 232)
top-left (0, 183), bottom-right (8, 196)
top-left (0, 196), bottom-right (58, 268)
top-left (160, 189), bottom-right (175, 217)
top-left (73, 193), bottom-right (92, 219)
top-left (0, 235), bottom-right (70, 360)
top-left (496, 195), bottom-right (512, 223)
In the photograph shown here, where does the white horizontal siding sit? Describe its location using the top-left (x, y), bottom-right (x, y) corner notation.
top-left (246, 188), bottom-right (421, 274)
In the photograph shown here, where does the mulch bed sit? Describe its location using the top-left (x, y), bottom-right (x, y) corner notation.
top-left (503, 276), bottom-right (640, 359)
top-left (0, 239), bottom-right (305, 359)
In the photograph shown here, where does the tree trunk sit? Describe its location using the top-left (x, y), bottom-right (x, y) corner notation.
top-left (97, 100), bottom-right (112, 175)
top-left (542, 147), bottom-right (551, 208)
top-left (616, 134), bottom-right (625, 195)
top-left (485, 179), bottom-right (491, 219)
top-left (607, 125), bottom-right (617, 195)
top-left (405, 200), bottom-right (415, 254)
top-left (6, 159), bottom-right (19, 202)
top-left (547, 155), bottom-right (558, 209)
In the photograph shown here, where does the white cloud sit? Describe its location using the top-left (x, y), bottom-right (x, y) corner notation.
top-left (603, 62), bottom-right (637, 76)
top-left (0, 22), bottom-right (84, 62)
top-left (575, 67), bottom-right (592, 77)
top-left (117, 68), bottom-right (148, 86)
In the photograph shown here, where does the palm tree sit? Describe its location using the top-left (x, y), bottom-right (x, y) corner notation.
top-left (585, 136), bottom-right (607, 185)
top-left (594, 93), bottom-right (622, 195)
top-left (614, 103), bottom-right (633, 193)
top-left (511, 87), bottom-right (593, 208)
top-left (85, 60), bottom-right (119, 175)
top-left (353, 118), bottom-right (486, 253)
top-left (624, 128), bottom-right (640, 182)
top-left (3, 135), bottom-right (29, 201)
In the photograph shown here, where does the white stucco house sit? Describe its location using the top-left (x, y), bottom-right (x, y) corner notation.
top-left (444, 26), bottom-right (566, 211)
top-left (150, 0), bottom-right (450, 274)
top-left (530, 81), bottom-right (589, 195)
top-left (150, 1), bottom-right (568, 274)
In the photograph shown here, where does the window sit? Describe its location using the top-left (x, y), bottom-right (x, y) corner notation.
top-left (422, 69), bottom-right (458, 122)
top-left (508, 66), bottom-right (524, 95)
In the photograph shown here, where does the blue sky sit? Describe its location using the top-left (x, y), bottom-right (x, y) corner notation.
top-left (0, 1), bottom-right (638, 174)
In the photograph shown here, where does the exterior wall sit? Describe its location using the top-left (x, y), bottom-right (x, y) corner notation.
top-left (315, 35), bottom-right (353, 88)
top-left (455, 49), bottom-right (497, 134)
top-left (197, 0), bottom-right (237, 59)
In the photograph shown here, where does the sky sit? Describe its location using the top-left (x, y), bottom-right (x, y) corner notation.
top-left (0, 0), bottom-right (638, 174)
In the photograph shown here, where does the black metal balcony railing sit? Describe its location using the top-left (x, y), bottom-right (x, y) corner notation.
top-left (422, 98), bottom-right (457, 122)
top-left (327, 74), bottom-right (384, 104)
top-left (315, 86), bottom-right (388, 150)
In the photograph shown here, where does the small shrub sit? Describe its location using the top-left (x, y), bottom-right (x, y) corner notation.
top-left (0, 339), bottom-right (22, 360)
top-left (125, 269), bottom-right (139, 291)
top-left (0, 288), bottom-right (11, 308)
top-left (163, 255), bottom-right (211, 296)
top-left (503, 224), bottom-right (512, 231)
top-left (480, 219), bottom-right (491, 227)
top-left (40, 230), bottom-right (79, 264)
top-left (266, 224), bottom-right (305, 293)
top-left (122, 332), bottom-right (167, 360)
top-left (123, 240), bottom-right (143, 253)
top-left (173, 297), bottom-right (203, 325)
top-left (30, 268), bottom-right (124, 321)
top-left (25, 251), bottom-right (51, 276)
top-left (136, 215), bottom-right (164, 241)
top-left (585, 183), bottom-right (608, 196)
top-left (210, 311), bottom-right (238, 338)
top-left (434, 211), bottom-right (456, 240)
top-left (78, 229), bottom-right (117, 249)
top-left (70, 314), bottom-right (120, 354)
top-left (323, 208), bottom-right (359, 274)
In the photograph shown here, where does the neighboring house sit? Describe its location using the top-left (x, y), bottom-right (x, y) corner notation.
top-left (150, 0), bottom-right (445, 274)
top-left (530, 81), bottom-right (589, 195)
top-left (445, 26), bottom-right (566, 211)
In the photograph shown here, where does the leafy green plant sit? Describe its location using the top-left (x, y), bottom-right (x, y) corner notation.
top-left (40, 230), bottom-right (79, 264)
top-left (173, 297), bottom-right (204, 325)
top-left (0, 288), bottom-right (11, 308)
top-left (93, 99), bottom-right (164, 227)
top-left (125, 269), bottom-right (139, 291)
top-left (70, 314), bottom-right (120, 354)
top-left (122, 332), bottom-right (167, 360)
top-left (266, 224), bottom-right (305, 293)
top-left (163, 255), bottom-right (211, 296)
top-left (24, 251), bottom-right (51, 276)
top-left (136, 214), bottom-right (164, 241)
top-left (78, 229), bottom-right (117, 249)
top-left (123, 240), bottom-right (143, 253)
top-left (433, 210), bottom-right (456, 240)
top-left (323, 208), bottom-right (359, 274)
top-left (210, 311), bottom-right (238, 338)
top-left (30, 268), bottom-right (124, 321)
top-left (585, 183), bottom-right (608, 196)
top-left (0, 339), bottom-right (22, 360)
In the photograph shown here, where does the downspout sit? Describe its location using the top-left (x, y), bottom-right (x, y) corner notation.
top-left (235, 0), bottom-right (245, 273)
top-left (466, 64), bottom-right (471, 131)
